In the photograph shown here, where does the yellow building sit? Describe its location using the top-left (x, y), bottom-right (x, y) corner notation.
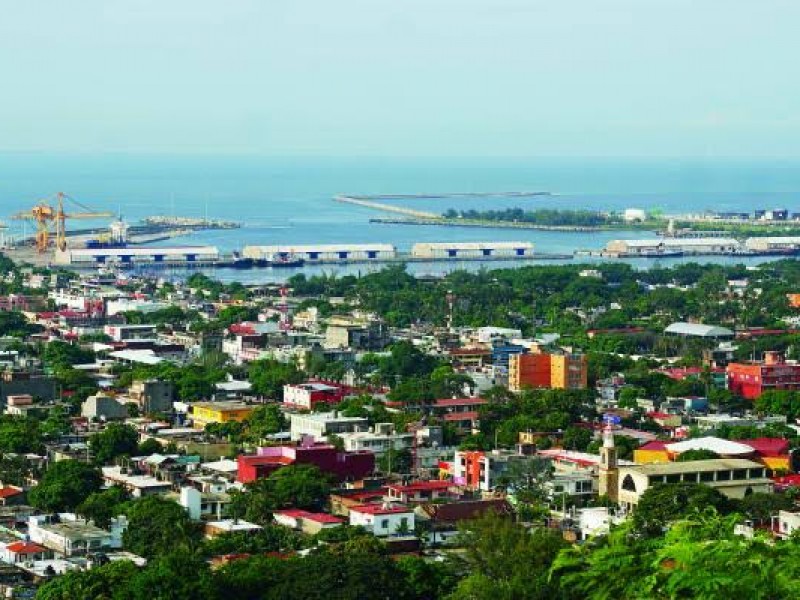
top-left (191, 401), bottom-right (255, 428)
top-left (549, 353), bottom-right (588, 390)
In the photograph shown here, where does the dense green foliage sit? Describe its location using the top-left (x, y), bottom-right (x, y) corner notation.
top-left (28, 460), bottom-right (103, 512)
top-left (442, 207), bottom-right (624, 227)
top-left (89, 423), bottom-right (139, 465)
top-left (230, 464), bottom-right (333, 524)
top-left (122, 496), bottom-right (203, 558)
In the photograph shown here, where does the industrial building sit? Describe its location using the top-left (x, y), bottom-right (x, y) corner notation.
top-left (410, 241), bottom-right (534, 259)
top-left (54, 245), bottom-right (220, 266)
top-left (242, 244), bottom-right (396, 262)
top-left (744, 237), bottom-right (800, 253)
top-left (604, 237), bottom-right (739, 257)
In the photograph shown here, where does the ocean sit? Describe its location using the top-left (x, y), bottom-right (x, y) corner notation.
top-left (3, 154), bottom-right (800, 282)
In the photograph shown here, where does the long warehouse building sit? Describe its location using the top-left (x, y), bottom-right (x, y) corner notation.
top-left (242, 244), bottom-right (396, 262)
top-left (55, 246), bottom-right (220, 266)
top-left (411, 241), bottom-right (534, 259)
top-left (605, 238), bottom-right (740, 256)
top-left (744, 237), bottom-right (800, 252)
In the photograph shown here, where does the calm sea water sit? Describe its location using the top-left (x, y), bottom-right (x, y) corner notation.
top-left (2, 154), bottom-right (799, 282)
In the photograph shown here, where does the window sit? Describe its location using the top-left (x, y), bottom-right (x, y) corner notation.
top-left (666, 474), bottom-right (681, 484)
top-left (381, 519), bottom-right (389, 529)
top-left (733, 469), bottom-right (747, 480)
top-left (700, 471), bottom-right (714, 482)
top-left (717, 470), bottom-right (731, 481)
top-left (622, 474), bottom-right (637, 492)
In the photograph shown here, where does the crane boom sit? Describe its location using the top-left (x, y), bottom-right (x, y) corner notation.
top-left (10, 192), bottom-right (113, 253)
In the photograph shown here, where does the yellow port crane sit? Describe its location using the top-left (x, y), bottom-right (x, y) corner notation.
top-left (11, 192), bottom-right (113, 253)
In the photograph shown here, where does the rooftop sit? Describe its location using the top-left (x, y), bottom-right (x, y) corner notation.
top-left (664, 322), bottom-right (734, 338)
top-left (351, 503), bottom-right (413, 516)
top-left (622, 458), bottom-right (766, 475)
top-left (665, 437), bottom-right (754, 456)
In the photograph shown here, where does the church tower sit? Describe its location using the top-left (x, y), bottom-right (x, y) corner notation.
top-left (598, 422), bottom-right (619, 501)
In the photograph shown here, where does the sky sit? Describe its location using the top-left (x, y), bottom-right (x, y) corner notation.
top-left (1, 0), bottom-right (799, 158)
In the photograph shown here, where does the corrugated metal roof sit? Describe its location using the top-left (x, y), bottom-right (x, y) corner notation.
top-left (664, 322), bottom-right (734, 337)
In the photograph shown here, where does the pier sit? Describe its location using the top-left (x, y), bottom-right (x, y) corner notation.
top-left (334, 195), bottom-right (440, 219)
top-left (369, 217), bottom-right (603, 232)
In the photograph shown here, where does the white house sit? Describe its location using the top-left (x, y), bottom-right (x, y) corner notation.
top-left (28, 514), bottom-right (126, 557)
top-left (348, 503), bottom-right (415, 537)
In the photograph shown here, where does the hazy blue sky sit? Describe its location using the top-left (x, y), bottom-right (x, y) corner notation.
top-left (1, 0), bottom-right (799, 157)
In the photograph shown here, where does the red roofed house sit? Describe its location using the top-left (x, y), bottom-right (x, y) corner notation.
top-left (386, 480), bottom-right (456, 504)
top-left (417, 498), bottom-right (514, 545)
top-left (740, 438), bottom-right (792, 471)
top-left (237, 435), bottom-right (375, 484)
top-left (429, 398), bottom-right (486, 431)
top-left (0, 486), bottom-right (25, 506)
top-left (1, 540), bottom-right (51, 563)
top-left (349, 503), bottom-right (415, 537)
top-left (273, 509), bottom-right (344, 534)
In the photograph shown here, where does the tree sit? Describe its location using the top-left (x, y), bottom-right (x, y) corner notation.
top-left (137, 438), bottom-right (164, 456)
top-left (201, 525), bottom-right (305, 557)
top-left (395, 555), bottom-right (458, 600)
top-left (632, 483), bottom-right (734, 535)
top-left (123, 496), bottom-right (201, 558)
top-left (248, 359), bottom-right (304, 399)
top-left (562, 426), bottom-right (593, 451)
top-left (0, 415), bottom-right (43, 453)
top-left (737, 491), bottom-right (795, 525)
top-left (230, 464), bottom-right (333, 524)
top-left (77, 486), bottom-right (129, 529)
top-left (450, 512), bottom-right (567, 600)
top-left (378, 447), bottom-right (412, 474)
top-left (124, 551), bottom-right (218, 600)
top-left (675, 449), bottom-right (720, 462)
top-left (0, 453), bottom-right (40, 486)
top-left (29, 460), bottom-right (102, 512)
top-left (244, 404), bottom-right (286, 441)
top-left (34, 559), bottom-right (139, 600)
top-left (89, 423), bottom-right (139, 465)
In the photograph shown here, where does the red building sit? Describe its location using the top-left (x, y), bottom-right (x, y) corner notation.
top-left (282, 381), bottom-right (350, 410)
top-left (726, 352), bottom-right (800, 399)
top-left (237, 436), bottom-right (375, 483)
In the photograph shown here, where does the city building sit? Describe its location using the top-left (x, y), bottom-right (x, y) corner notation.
top-left (28, 514), bottom-right (126, 557)
top-left (508, 352), bottom-right (587, 391)
top-left (325, 317), bottom-right (389, 350)
top-left (348, 503), bottom-right (415, 537)
top-left (289, 411), bottom-right (370, 442)
top-left (616, 459), bottom-right (773, 509)
top-left (81, 392), bottom-right (128, 420)
top-left (190, 401), bottom-right (255, 428)
top-left (338, 423), bottom-right (414, 456)
top-left (273, 509), bottom-right (344, 535)
top-left (727, 352), bottom-right (800, 399)
top-left (237, 437), bottom-right (375, 483)
top-left (126, 379), bottom-right (174, 414)
top-left (386, 481), bottom-right (455, 504)
top-left (453, 449), bottom-right (543, 492)
top-left (283, 381), bottom-right (348, 410)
